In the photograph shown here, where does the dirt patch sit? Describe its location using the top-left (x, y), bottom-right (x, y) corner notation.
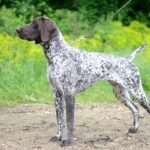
top-left (0, 103), bottom-right (150, 150)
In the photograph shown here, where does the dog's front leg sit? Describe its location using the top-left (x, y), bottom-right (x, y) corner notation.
top-left (61, 94), bottom-right (75, 146)
top-left (50, 90), bottom-right (65, 142)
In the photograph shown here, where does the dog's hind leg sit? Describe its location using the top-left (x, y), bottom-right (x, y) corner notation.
top-left (138, 92), bottom-right (150, 113)
top-left (111, 83), bottom-right (139, 133)
top-left (131, 81), bottom-right (150, 114)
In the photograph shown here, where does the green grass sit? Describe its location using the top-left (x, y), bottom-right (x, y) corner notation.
top-left (0, 79), bottom-right (117, 106)
top-left (1, 20), bottom-right (150, 106)
top-left (0, 58), bottom-right (148, 106)
top-left (77, 81), bottom-right (117, 104)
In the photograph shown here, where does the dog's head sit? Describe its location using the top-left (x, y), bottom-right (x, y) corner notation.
top-left (16, 16), bottom-right (57, 44)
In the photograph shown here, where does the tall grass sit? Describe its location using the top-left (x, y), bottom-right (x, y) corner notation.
top-left (0, 21), bottom-right (150, 106)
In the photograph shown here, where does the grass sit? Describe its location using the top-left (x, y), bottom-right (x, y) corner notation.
top-left (1, 56), bottom-right (148, 106)
top-left (1, 20), bottom-right (150, 106)
top-left (0, 80), bottom-right (117, 106)
top-left (77, 81), bottom-right (117, 104)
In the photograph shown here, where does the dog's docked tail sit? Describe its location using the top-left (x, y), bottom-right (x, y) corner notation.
top-left (127, 43), bottom-right (147, 62)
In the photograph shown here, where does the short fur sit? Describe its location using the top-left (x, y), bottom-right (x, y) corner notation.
top-left (16, 16), bottom-right (150, 146)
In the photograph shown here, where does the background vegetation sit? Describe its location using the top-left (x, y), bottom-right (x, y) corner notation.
top-left (0, 0), bottom-right (150, 105)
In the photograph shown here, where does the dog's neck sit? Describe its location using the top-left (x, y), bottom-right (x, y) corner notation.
top-left (42, 30), bottom-right (67, 64)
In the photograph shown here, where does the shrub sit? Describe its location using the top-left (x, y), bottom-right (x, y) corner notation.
top-left (0, 7), bottom-right (24, 35)
top-left (48, 9), bottom-right (90, 36)
top-left (0, 20), bottom-right (150, 104)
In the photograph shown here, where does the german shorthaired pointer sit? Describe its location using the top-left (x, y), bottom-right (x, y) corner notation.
top-left (16, 16), bottom-right (150, 146)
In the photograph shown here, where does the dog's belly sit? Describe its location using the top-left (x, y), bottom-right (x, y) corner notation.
top-left (73, 71), bottom-right (121, 94)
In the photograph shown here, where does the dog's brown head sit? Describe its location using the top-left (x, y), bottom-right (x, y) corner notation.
top-left (16, 16), bottom-right (57, 44)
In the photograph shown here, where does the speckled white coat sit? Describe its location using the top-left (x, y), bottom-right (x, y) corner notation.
top-left (44, 31), bottom-right (140, 96)
top-left (17, 16), bottom-right (150, 145)
top-left (42, 30), bottom-right (150, 141)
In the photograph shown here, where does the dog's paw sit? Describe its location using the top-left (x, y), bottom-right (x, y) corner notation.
top-left (128, 127), bottom-right (138, 134)
top-left (49, 135), bottom-right (61, 142)
top-left (60, 139), bottom-right (73, 147)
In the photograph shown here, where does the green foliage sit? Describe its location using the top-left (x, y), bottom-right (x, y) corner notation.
top-left (75, 0), bottom-right (118, 23)
top-left (0, 34), bottom-right (52, 104)
top-left (14, 0), bottom-right (51, 21)
top-left (0, 7), bottom-right (24, 35)
top-left (49, 9), bottom-right (90, 36)
top-left (1, 0), bottom-right (150, 25)
top-left (0, 1), bottom-right (150, 106)
top-left (0, 7), bottom-right (91, 37)
top-left (0, 21), bottom-right (150, 105)
top-left (0, 34), bottom-right (115, 105)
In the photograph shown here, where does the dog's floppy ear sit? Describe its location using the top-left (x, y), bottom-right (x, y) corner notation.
top-left (37, 17), bottom-right (57, 43)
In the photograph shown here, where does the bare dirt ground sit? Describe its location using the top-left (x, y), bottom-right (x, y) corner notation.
top-left (0, 103), bottom-right (150, 150)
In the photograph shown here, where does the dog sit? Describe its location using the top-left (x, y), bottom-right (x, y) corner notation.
top-left (16, 16), bottom-right (150, 146)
